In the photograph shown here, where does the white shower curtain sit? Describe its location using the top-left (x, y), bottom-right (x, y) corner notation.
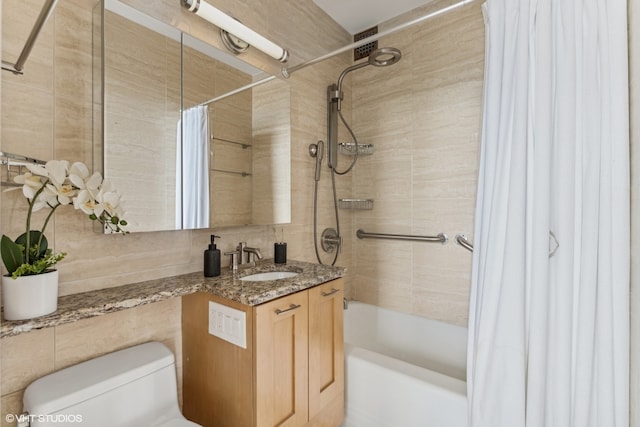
top-left (467, 0), bottom-right (629, 426)
top-left (176, 105), bottom-right (210, 229)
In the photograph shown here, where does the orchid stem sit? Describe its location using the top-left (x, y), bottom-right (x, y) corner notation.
top-left (37, 203), bottom-right (60, 254)
top-left (24, 181), bottom-right (49, 264)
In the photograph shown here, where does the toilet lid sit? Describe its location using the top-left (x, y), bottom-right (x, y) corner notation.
top-left (156, 418), bottom-right (201, 427)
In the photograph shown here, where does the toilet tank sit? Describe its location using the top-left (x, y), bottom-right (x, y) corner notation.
top-left (23, 342), bottom-right (187, 427)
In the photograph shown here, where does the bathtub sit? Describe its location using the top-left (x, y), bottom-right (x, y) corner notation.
top-left (341, 301), bottom-right (468, 427)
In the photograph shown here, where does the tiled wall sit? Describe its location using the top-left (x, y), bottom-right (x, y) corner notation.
top-left (0, 0), bottom-right (485, 418)
top-left (0, 0), bottom-right (349, 423)
top-left (4, 0), bottom-right (636, 423)
top-left (1, 0), bottom-right (349, 294)
top-left (349, 0), bottom-right (484, 326)
top-left (0, 299), bottom-right (182, 425)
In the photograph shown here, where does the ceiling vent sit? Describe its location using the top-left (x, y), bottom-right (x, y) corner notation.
top-left (353, 26), bottom-right (378, 61)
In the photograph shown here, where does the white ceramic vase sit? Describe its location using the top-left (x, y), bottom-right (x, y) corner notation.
top-left (2, 269), bottom-right (59, 321)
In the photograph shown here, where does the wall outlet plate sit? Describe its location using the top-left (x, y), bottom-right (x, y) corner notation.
top-left (208, 301), bottom-right (247, 349)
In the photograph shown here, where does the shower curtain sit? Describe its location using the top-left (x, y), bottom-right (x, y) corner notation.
top-left (467, 0), bottom-right (629, 426)
top-left (176, 105), bottom-right (210, 229)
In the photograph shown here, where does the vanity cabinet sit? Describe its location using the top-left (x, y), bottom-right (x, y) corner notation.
top-left (182, 278), bottom-right (344, 427)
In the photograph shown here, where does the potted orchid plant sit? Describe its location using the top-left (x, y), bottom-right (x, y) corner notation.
top-left (1, 160), bottom-right (127, 320)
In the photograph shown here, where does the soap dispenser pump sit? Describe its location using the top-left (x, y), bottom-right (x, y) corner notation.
top-left (204, 235), bottom-right (221, 277)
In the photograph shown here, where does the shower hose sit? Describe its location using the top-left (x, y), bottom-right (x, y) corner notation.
top-left (313, 109), bottom-right (360, 265)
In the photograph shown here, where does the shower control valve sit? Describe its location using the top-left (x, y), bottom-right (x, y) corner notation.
top-left (321, 228), bottom-right (342, 253)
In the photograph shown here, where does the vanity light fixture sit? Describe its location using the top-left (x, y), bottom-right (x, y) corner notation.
top-left (181, 0), bottom-right (289, 63)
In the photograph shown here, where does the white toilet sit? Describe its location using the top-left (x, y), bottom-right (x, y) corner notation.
top-left (22, 341), bottom-right (200, 427)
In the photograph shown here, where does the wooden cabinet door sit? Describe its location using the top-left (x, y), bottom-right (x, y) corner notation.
top-left (255, 291), bottom-right (309, 427)
top-left (307, 279), bottom-right (344, 420)
top-left (183, 293), bottom-right (254, 427)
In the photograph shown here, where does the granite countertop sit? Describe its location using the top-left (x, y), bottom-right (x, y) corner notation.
top-left (1, 259), bottom-right (346, 339)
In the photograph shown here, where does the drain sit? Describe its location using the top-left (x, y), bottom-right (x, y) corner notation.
top-left (353, 26), bottom-right (378, 61)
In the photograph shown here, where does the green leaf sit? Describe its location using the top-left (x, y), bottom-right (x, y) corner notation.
top-left (15, 231), bottom-right (48, 260)
top-left (1, 235), bottom-right (24, 275)
top-left (11, 252), bottom-right (66, 278)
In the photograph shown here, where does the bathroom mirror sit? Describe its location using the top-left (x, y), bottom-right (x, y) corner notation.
top-left (96, 0), bottom-right (290, 232)
top-left (181, 34), bottom-right (291, 229)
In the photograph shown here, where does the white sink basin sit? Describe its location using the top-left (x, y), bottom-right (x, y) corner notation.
top-left (240, 271), bottom-right (299, 281)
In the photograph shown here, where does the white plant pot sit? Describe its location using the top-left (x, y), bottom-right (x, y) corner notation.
top-left (2, 270), bottom-right (59, 321)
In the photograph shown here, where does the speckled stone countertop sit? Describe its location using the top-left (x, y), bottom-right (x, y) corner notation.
top-left (1, 259), bottom-right (345, 339)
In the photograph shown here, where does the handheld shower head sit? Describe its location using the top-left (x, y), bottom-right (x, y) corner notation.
top-left (309, 141), bottom-right (324, 181)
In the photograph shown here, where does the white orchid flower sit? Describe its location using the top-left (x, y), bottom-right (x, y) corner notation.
top-left (3, 158), bottom-right (128, 278)
top-left (70, 169), bottom-right (103, 200)
top-left (25, 163), bottom-right (48, 178)
top-left (68, 162), bottom-right (90, 188)
top-left (30, 196), bottom-right (48, 212)
top-left (42, 162), bottom-right (77, 205)
top-left (32, 190), bottom-right (59, 212)
top-left (73, 189), bottom-right (99, 216)
top-left (15, 172), bottom-right (44, 200)
top-left (97, 189), bottom-right (121, 217)
top-left (45, 160), bottom-right (68, 186)
top-left (13, 172), bottom-right (54, 212)
top-left (45, 181), bottom-right (77, 205)
top-left (86, 172), bottom-right (103, 191)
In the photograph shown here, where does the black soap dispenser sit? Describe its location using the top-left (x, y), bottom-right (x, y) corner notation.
top-left (204, 235), bottom-right (221, 277)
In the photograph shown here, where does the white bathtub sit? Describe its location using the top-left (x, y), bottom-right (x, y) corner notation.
top-left (341, 301), bottom-right (468, 427)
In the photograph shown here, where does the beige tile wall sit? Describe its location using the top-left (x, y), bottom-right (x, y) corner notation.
top-left (1, 0), bottom-right (500, 419)
top-left (350, 0), bottom-right (484, 326)
top-left (0, 299), bottom-right (182, 427)
top-left (252, 79), bottom-right (291, 226)
top-left (1, 0), bottom-right (349, 422)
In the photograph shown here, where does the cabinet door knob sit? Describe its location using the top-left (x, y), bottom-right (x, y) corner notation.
top-left (321, 288), bottom-right (339, 297)
top-left (275, 303), bottom-right (301, 315)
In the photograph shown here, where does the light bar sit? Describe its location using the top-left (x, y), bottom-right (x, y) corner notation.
top-left (182, 0), bottom-right (289, 63)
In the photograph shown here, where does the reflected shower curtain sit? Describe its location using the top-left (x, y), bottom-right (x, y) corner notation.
top-left (467, 1), bottom-right (629, 426)
top-left (176, 105), bottom-right (210, 229)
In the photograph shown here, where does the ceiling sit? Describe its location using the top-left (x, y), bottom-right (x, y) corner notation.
top-left (311, 0), bottom-right (432, 34)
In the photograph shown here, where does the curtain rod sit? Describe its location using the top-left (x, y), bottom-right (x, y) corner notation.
top-left (196, 75), bottom-right (277, 107)
top-left (281, 0), bottom-right (478, 78)
top-left (1, 0), bottom-right (60, 75)
top-left (195, 0), bottom-right (478, 105)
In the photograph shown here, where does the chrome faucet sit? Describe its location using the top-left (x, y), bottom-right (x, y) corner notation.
top-left (224, 250), bottom-right (240, 271)
top-left (244, 246), bottom-right (263, 262)
top-left (235, 242), bottom-right (263, 268)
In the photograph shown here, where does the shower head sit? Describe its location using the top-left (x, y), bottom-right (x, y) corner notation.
top-left (368, 47), bottom-right (402, 67)
top-left (334, 47), bottom-right (402, 110)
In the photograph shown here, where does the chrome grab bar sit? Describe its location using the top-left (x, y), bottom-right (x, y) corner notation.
top-left (356, 229), bottom-right (448, 244)
top-left (455, 234), bottom-right (474, 252)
